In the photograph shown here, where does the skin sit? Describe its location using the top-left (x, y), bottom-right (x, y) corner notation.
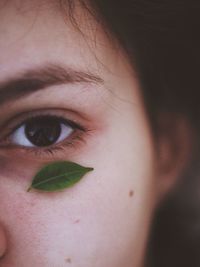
top-left (0, 1), bottom-right (190, 267)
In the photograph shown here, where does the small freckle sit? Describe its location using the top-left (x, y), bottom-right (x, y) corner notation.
top-left (129, 190), bottom-right (134, 197)
top-left (74, 219), bottom-right (80, 224)
top-left (30, 202), bottom-right (36, 207)
top-left (65, 258), bottom-right (72, 263)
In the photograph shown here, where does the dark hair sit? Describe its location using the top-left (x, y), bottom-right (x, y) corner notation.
top-left (64, 1), bottom-right (200, 266)
top-left (78, 0), bottom-right (200, 127)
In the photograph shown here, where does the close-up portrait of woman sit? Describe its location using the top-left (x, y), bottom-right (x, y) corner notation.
top-left (0, 0), bottom-right (199, 266)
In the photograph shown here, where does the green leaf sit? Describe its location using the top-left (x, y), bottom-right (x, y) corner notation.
top-left (27, 161), bottom-right (93, 192)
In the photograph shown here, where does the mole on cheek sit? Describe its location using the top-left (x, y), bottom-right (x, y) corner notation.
top-left (73, 219), bottom-right (80, 224)
top-left (65, 258), bottom-right (72, 263)
top-left (129, 190), bottom-right (134, 197)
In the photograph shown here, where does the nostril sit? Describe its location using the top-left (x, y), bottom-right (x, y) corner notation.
top-left (0, 224), bottom-right (7, 259)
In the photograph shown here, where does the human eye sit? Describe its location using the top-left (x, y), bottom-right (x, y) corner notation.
top-left (0, 109), bottom-right (91, 159)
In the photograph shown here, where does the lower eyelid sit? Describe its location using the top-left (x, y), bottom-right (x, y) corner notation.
top-left (27, 133), bottom-right (86, 158)
top-left (0, 127), bottom-right (90, 161)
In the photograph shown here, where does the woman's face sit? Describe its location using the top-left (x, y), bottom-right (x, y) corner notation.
top-left (0, 1), bottom-right (160, 267)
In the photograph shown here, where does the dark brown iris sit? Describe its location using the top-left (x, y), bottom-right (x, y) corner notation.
top-left (25, 116), bottom-right (61, 147)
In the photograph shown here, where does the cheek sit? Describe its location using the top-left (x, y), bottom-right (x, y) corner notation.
top-left (0, 99), bottom-right (157, 267)
top-left (0, 158), bottom-right (155, 267)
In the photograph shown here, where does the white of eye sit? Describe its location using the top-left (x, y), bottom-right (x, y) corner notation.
top-left (10, 123), bottom-right (74, 147)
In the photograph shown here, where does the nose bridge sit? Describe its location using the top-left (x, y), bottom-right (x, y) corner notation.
top-left (0, 222), bottom-right (7, 259)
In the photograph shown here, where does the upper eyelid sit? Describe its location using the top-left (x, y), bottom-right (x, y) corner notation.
top-left (0, 106), bottom-right (90, 130)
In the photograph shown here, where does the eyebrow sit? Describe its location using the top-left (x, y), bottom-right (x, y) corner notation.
top-left (0, 63), bottom-right (104, 106)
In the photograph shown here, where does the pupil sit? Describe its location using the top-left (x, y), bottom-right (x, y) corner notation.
top-left (25, 117), bottom-right (61, 147)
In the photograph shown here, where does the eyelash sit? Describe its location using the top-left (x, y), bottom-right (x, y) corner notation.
top-left (0, 111), bottom-right (91, 158)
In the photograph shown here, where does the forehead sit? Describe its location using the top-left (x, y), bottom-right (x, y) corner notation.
top-left (0, 0), bottom-right (103, 50)
top-left (0, 1), bottom-right (111, 75)
top-left (0, 0), bottom-right (138, 104)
